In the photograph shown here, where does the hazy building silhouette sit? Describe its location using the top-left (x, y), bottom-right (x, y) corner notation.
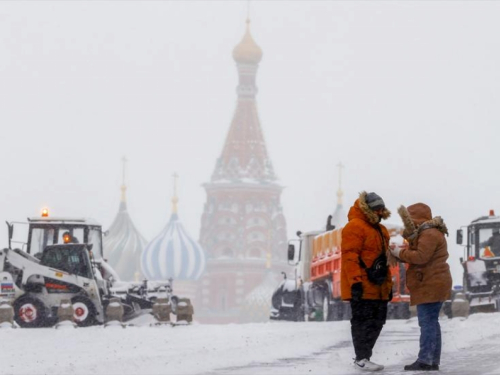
top-left (197, 19), bottom-right (289, 324)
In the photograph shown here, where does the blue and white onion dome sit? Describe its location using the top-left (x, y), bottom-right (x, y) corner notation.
top-left (141, 183), bottom-right (206, 281)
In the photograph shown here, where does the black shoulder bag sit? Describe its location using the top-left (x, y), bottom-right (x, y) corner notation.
top-left (359, 226), bottom-right (388, 286)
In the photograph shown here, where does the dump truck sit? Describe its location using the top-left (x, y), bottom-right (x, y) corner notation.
top-left (454, 209), bottom-right (500, 315)
top-left (0, 210), bottom-right (191, 327)
top-left (270, 218), bottom-right (410, 321)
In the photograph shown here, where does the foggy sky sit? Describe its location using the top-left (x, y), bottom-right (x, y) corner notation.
top-left (1, 1), bottom-right (499, 285)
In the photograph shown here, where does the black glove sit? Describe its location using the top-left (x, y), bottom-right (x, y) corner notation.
top-left (351, 282), bottom-right (363, 301)
top-left (388, 290), bottom-right (393, 302)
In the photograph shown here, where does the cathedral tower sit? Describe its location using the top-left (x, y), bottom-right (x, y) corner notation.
top-left (198, 20), bottom-right (288, 324)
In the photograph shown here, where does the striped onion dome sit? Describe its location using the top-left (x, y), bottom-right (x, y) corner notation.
top-left (104, 184), bottom-right (148, 281)
top-left (141, 176), bottom-right (206, 281)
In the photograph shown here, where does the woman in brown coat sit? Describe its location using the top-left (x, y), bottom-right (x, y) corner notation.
top-left (390, 203), bottom-right (452, 372)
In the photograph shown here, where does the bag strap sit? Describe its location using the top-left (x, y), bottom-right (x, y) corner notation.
top-left (374, 225), bottom-right (387, 253)
top-left (359, 225), bottom-right (387, 269)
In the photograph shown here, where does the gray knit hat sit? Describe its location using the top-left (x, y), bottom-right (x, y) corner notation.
top-left (365, 192), bottom-right (385, 211)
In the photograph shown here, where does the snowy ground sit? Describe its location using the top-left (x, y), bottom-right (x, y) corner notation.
top-left (1, 313), bottom-right (500, 375)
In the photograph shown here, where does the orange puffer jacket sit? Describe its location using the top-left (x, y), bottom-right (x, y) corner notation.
top-left (341, 193), bottom-right (393, 301)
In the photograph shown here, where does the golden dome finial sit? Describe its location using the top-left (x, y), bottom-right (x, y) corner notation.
top-left (171, 172), bottom-right (179, 214)
top-left (233, 17), bottom-right (262, 64)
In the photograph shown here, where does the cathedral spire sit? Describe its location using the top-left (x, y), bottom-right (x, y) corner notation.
top-left (330, 162), bottom-right (347, 228)
top-left (120, 156), bottom-right (128, 211)
top-left (171, 172), bottom-right (179, 215)
top-left (336, 161), bottom-right (344, 206)
top-left (198, 15), bottom-right (288, 324)
top-left (210, 19), bottom-right (276, 184)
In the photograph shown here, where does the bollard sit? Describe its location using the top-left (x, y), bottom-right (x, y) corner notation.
top-left (176, 298), bottom-right (194, 323)
top-left (451, 292), bottom-right (470, 319)
top-left (105, 297), bottom-right (125, 326)
top-left (0, 300), bottom-right (15, 328)
top-left (152, 297), bottom-right (172, 324)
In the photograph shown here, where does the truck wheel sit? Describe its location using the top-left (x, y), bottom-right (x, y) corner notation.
top-left (13, 296), bottom-right (48, 328)
top-left (322, 295), bottom-right (333, 321)
top-left (72, 296), bottom-right (97, 327)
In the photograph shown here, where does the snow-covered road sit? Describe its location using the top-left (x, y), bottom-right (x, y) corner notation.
top-left (1, 313), bottom-right (500, 375)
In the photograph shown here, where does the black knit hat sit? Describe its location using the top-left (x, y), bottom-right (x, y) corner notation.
top-left (366, 192), bottom-right (385, 211)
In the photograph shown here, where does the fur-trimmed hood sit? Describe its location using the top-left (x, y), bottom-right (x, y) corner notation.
top-left (348, 191), bottom-right (391, 225)
top-left (398, 203), bottom-right (448, 242)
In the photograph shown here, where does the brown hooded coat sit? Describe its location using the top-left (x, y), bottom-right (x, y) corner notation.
top-left (341, 192), bottom-right (393, 301)
top-left (397, 203), bottom-right (452, 306)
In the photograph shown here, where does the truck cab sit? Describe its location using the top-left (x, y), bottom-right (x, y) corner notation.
top-left (457, 210), bottom-right (500, 312)
top-left (271, 222), bottom-right (410, 322)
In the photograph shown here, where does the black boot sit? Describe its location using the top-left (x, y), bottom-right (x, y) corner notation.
top-left (404, 360), bottom-right (433, 371)
top-left (431, 364), bottom-right (439, 371)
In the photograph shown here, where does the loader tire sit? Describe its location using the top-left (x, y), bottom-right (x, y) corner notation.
top-left (14, 296), bottom-right (48, 328)
top-left (72, 296), bottom-right (97, 327)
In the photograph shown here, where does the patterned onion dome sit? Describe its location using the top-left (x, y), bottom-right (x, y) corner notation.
top-left (232, 19), bottom-right (262, 65)
top-left (104, 182), bottom-right (148, 281)
top-left (241, 269), bottom-right (279, 323)
top-left (141, 176), bottom-right (206, 281)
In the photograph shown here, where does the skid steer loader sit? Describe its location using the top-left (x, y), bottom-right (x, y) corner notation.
top-left (0, 212), bottom-right (187, 328)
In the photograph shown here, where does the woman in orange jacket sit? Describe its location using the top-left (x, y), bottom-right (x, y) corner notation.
top-left (341, 192), bottom-right (393, 372)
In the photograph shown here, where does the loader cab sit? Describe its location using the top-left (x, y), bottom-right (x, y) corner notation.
top-left (26, 217), bottom-right (103, 261)
top-left (40, 244), bottom-right (94, 279)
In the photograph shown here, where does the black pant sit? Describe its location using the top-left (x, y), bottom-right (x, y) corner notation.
top-left (350, 299), bottom-right (388, 361)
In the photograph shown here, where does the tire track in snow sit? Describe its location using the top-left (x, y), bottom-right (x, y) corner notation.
top-left (204, 340), bottom-right (353, 375)
top-left (204, 323), bottom-right (500, 375)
